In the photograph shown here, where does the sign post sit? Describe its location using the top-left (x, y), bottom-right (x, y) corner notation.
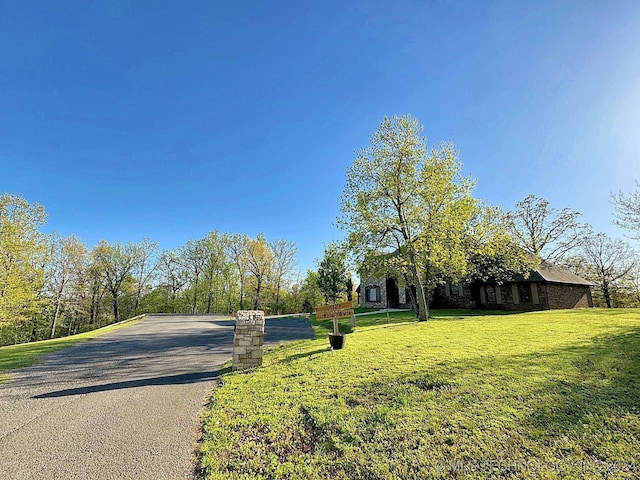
top-left (316, 301), bottom-right (354, 324)
top-left (316, 301), bottom-right (354, 350)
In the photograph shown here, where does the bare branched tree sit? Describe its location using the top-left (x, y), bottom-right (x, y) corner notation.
top-left (613, 182), bottom-right (640, 240)
top-left (506, 194), bottom-right (586, 262)
top-left (580, 232), bottom-right (636, 308)
top-left (270, 239), bottom-right (297, 314)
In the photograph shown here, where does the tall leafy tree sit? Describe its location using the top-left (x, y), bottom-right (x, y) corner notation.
top-left (317, 243), bottom-right (349, 336)
top-left (506, 194), bottom-right (585, 262)
top-left (340, 115), bottom-right (479, 320)
top-left (245, 233), bottom-right (274, 310)
top-left (157, 250), bottom-right (188, 312)
top-left (227, 234), bottom-right (250, 310)
top-left (299, 270), bottom-right (324, 313)
top-left (87, 253), bottom-right (106, 326)
top-left (270, 238), bottom-right (297, 314)
top-left (202, 231), bottom-right (230, 314)
top-left (131, 239), bottom-right (158, 315)
top-left (92, 241), bottom-right (136, 321)
top-left (180, 238), bottom-right (209, 314)
top-left (46, 234), bottom-right (88, 338)
top-left (0, 194), bottom-right (48, 332)
top-left (317, 243), bottom-right (349, 304)
top-left (345, 276), bottom-right (354, 302)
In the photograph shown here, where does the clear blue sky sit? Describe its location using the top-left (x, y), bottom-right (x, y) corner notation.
top-left (2, 0), bottom-right (639, 273)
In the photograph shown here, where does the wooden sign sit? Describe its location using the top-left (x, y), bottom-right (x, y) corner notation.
top-left (316, 301), bottom-right (354, 321)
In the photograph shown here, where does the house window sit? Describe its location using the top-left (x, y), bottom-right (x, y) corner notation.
top-left (519, 284), bottom-right (532, 303)
top-left (486, 285), bottom-right (496, 303)
top-left (365, 285), bottom-right (381, 302)
top-left (531, 283), bottom-right (540, 304)
top-left (451, 284), bottom-right (459, 296)
top-left (511, 284), bottom-right (520, 304)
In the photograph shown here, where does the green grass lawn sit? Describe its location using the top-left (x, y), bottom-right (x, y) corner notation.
top-left (312, 308), bottom-right (520, 335)
top-left (199, 309), bottom-right (640, 479)
top-left (0, 315), bottom-right (144, 383)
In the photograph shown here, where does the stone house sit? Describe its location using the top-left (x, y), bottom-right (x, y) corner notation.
top-left (358, 261), bottom-right (593, 311)
top-left (357, 277), bottom-right (413, 310)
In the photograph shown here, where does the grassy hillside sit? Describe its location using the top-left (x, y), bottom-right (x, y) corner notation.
top-left (199, 309), bottom-right (640, 479)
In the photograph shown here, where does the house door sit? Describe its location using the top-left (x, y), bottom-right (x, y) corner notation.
top-left (469, 283), bottom-right (481, 309)
top-left (386, 278), bottom-right (399, 308)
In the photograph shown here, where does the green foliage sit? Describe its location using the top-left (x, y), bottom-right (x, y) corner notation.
top-left (299, 271), bottom-right (324, 313)
top-left (317, 243), bottom-right (349, 304)
top-left (92, 240), bottom-right (137, 321)
top-left (317, 243), bottom-right (349, 334)
top-left (0, 193), bottom-right (48, 330)
top-left (0, 191), bottom-right (303, 346)
top-left (200, 309), bottom-right (640, 479)
top-left (271, 238), bottom-right (298, 314)
top-left (465, 205), bottom-right (537, 283)
top-left (245, 233), bottom-right (275, 310)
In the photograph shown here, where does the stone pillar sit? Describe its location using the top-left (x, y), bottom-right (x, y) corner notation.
top-left (233, 310), bottom-right (265, 371)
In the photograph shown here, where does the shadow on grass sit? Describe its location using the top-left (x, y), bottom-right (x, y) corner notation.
top-left (298, 325), bottom-right (640, 476)
top-left (429, 308), bottom-right (525, 318)
top-left (280, 348), bottom-right (330, 364)
top-left (522, 326), bottom-right (640, 440)
top-left (311, 309), bottom-right (526, 335)
top-left (33, 370), bottom-right (222, 398)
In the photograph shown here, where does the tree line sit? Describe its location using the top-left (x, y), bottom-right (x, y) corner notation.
top-left (0, 193), bottom-right (322, 346)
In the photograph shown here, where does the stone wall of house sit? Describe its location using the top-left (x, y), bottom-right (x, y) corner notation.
top-left (484, 283), bottom-right (591, 311)
top-left (536, 283), bottom-right (549, 309)
top-left (494, 283), bottom-right (548, 311)
top-left (546, 284), bottom-right (592, 309)
top-left (433, 284), bottom-right (473, 309)
top-left (359, 278), bottom-right (388, 308)
top-left (366, 278), bottom-right (592, 312)
top-left (233, 310), bottom-right (265, 371)
top-left (398, 287), bottom-right (407, 306)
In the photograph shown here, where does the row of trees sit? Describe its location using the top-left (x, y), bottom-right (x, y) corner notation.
top-left (0, 193), bottom-right (311, 346)
top-left (338, 115), bottom-right (640, 317)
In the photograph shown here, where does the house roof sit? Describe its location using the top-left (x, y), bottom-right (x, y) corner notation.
top-left (512, 261), bottom-right (594, 286)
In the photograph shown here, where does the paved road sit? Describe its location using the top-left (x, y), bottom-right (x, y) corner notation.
top-left (0, 315), bottom-right (314, 479)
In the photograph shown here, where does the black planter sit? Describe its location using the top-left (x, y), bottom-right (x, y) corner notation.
top-left (328, 333), bottom-right (346, 350)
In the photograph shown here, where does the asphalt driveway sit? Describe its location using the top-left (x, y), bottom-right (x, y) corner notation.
top-left (0, 314), bottom-right (314, 479)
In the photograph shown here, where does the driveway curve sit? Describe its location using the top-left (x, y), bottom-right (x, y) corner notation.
top-left (0, 314), bottom-right (313, 479)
